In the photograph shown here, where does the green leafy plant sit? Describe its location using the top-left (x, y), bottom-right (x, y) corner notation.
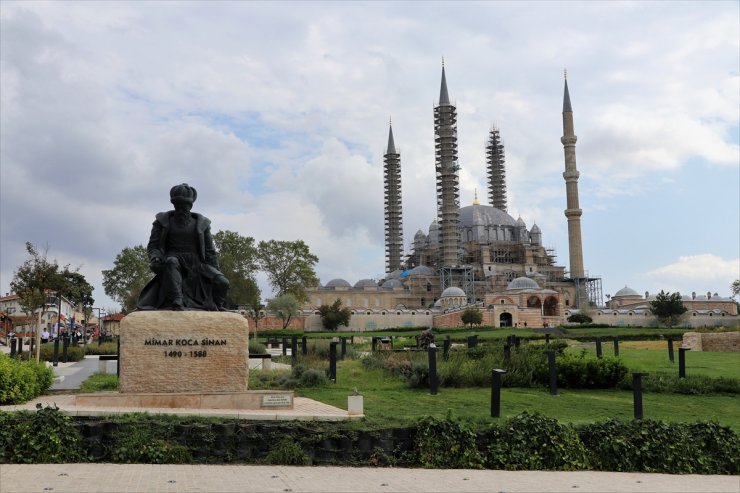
top-left (0, 353), bottom-right (54, 404)
top-left (264, 438), bottom-right (309, 465)
top-left (414, 414), bottom-right (483, 469)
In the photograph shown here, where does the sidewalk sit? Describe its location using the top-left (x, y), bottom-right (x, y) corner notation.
top-left (0, 464), bottom-right (737, 493)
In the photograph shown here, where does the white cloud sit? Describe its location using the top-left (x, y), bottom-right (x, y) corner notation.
top-left (640, 254), bottom-right (740, 296)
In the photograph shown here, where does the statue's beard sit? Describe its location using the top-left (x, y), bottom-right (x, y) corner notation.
top-left (174, 210), bottom-right (191, 226)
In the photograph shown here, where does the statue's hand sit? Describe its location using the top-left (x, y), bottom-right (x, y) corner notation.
top-left (149, 257), bottom-right (164, 273)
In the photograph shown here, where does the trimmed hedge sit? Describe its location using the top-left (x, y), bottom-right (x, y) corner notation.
top-left (0, 353), bottom-right (54, 405)
top-left (1, 407), bottom-right (737, 474)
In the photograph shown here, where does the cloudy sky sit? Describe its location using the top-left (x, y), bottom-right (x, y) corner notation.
top-left (1, 1), bottom-right (738, 311)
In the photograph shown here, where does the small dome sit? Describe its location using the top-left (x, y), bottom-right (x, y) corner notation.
top-left (414, 229), bottom-right (426, 239)
top-left (614, 286), bottom-right (640, 297)
top-left (354, 279), bottom-right (378, 288)
top-left (429, 220), bottom-right (439, 231)
top-left (382, 279), bottom-right (403, 288)
top-left (506, 276), bottom-right (540, 290)
top-left (441, 286), bottom-right (466, 297)
top-left (325, 278), bottom-right (351, 288)
top-left (516, 216), bottom-right (526, 227)
top-left (387, 269), bottom-right (404, 280)
top-left (410, 265), bottom-right (435, 276)
top-left (531, 223), bottom-right (541, 233)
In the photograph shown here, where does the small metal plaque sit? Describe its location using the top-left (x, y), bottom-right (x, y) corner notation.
top-left (262, 394), bottom-right (293, 407)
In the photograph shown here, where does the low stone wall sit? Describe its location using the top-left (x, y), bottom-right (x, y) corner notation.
top-left (681, 331), bottom-right (740, 352)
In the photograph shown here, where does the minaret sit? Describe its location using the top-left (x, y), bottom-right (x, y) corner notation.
top-left (383, 120), bottom-right (403, 274)
top-left (434, 61), bottom-right (460, 267)
top-left (561, 70), bottom-right (585, 279)
top-left (486, 125), bottom-right (507, 212)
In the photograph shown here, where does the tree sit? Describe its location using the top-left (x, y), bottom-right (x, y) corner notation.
top-left (732, 279), bottom-right (740, 299)
top-left (461, 307), bottom-right (483, 328)
top-left (10, 242), bottom-right (63, 362)
top-left (257, 240), bottom-right (319, 302)
top-left (567, 313), bottom-right (593, 324)
top-left (318, 299), bottom-right (352, 331)
top-left (102, 245), bottom-right (152, 313)
top-left (213, 230), bottom-right (261, 310)
top-left (266, 293), bottom-right (300, 330)
top-left (649, 290), bottom-right (687, 327)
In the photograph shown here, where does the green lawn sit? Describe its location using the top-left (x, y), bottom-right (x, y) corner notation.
top-left (293, 359), bottom-right (740, 432)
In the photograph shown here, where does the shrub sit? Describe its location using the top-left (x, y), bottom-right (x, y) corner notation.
top-left (84, 341), bottom-right (119, 355)
top-left (298, 369), bottom-right (326, 387)
top-left (265, 438), bottom-right (309, 465)
top-left (567, 313), bottom-right (593, 324)
top-left (0, 405), bottom-right (86, 463)
top-left (0, 353), bottom-right (54, 404)
top-left (111, 421), bottom-right (191, 463)
top-left (415, 415), bottom-right (483, 468)
top-left (555, 352), bottom-right (628, 389)
top-left (249, 340), bottom-right (267, 354)
top-left (484, 412), bottom-right (589, 470)
top-left (617, 373), bottom-right (740, 395)
top-left (38, 345), bottom-right (85, 362)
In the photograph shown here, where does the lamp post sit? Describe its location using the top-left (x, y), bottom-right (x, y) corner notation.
top-left (92, 307), bottom-right (106, 343)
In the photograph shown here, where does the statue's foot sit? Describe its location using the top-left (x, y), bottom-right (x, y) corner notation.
top-left (217, 306), bottom-right (229, 312)
top-left (171, 302), bottom-right (184, 311)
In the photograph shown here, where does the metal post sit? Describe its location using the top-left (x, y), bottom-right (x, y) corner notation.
top-left (503, 343), bottom-right (511, 360)
top-left (62, 336), bottom-right (69, 363)
top-left (545, 333), bottom-right (550, 345)
top-left (595, 337), bottom-right (602, 358)
top-left (667, 337), bottom-right (674, 363)
top-left (341, 336), bottom-right (347, 360)
top-left (16, 337), bottom-right (22, 357)
top-left (491, 369), bottom-right (507, 418)
top-left (613, 336), bottom-right (619, 357)
top-left (302, 336), bottom-right (307, 356)
top-left (10, 337), bottom-right (16, 357)
top-left (547, 350), bottom-right (558, 396)
top-left (328, 342), bottom-right (337, 382)
top-left (632, 372), bottom-right (649, 419)
top-left (679, 348), bottom-right (690, 378)
top-left (291, 335), bottom-right (298, 364)
top-left (514, 336), bottom-right (521, 348)
top-left (53, 338), bottom-right (59, 367)
top-left (428, 346), bottom-right (438, 395)
top-left (371, 337), bottom-right (378, 352)
top-left (467, 335), bottom-right (478, 348)
top-left (282, 337), bottom-right (287, 356)
top-left (116, 337), bottom-right (121, 378)
top-left (443, 336), bottom-right (451, 361)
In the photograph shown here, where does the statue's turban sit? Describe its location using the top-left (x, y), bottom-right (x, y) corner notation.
top-left (170, 183), bottom-right (198, 205)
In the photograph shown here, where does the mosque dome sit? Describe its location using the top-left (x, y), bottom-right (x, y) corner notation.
top-left (414, 229), bottom-right (426, 239)
top-left (516, 216), bottom-right (526, 227)
top-left (506, 276), bottom-right (540, 290)
top-left (382, 279), bottom-right (403, 288)
top-left (614, 286), bottom-right (640, 297)
top-left (325, 278), bottom-right (351, 288)
top-left (531, 223), bottom-right (541, 233)
top-left (458, 204), bottom-right (517, 228)
top-left (440, 286), bottom-right (466, 297)
top-left (429, 220), bottom-right (439, 231)
top-left (410, 265), bottom-right (435, 276)
top-left (354, 279), bottom-right (378, 288)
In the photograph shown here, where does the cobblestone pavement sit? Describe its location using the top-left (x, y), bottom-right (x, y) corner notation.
top-left (0, 464), bottom-right (738, 493)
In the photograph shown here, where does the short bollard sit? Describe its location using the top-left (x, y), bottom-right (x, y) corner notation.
top-left (514, 336), bottom-right (521, 348)
top-left (547, 350), bottom-right (558, 396)
top-left (613, 336), bottom-right (620, 357)
top-left (428, 346), bottom-right (438, 395)
top-left (467, 335), bottom-right (478, 348)
top-left (282, 337), bottom-right (287, 356)
top-left (503, 343), bottom-right (511, 360)
top-left (116, 337), bottom-right (121, 378)
top-left (491, 369), bottom-right (507, 418)
top-left (302, 336), bottom-right (308, 356)
top-left (329, 342), bottom-right (338, 382)
top-left (371, 337), bottom-right (378, 352)
top-left (443, 336), bottom-right (451, 360)
top-left (667, 337), bottom-right (674, 363)
top-left (679, 347), bottom-right (690, 378)
top-left (62, 336), bottom-right (69, 363)
top-left (291, 335), bottom-right (298, 364)
top-left (595, 337), bottom-right (602, 358)
top-left (545, 333), bottom-right (551, 345)
top-left (632, 372), bottom-right (649, 419)
top-left (53, 338), bottom-right (59, 367)
top-left (10, 338), bottom-right (17, 357)
top-left (341, 336), bottom-right (347, 360)
top-left (16, 337), bottom-right (23, 357)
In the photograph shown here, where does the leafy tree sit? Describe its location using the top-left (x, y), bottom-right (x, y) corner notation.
top-left (102, 245), bottom-right (152, 313)
top-left (461, 307), bottom-right (483, 328)
top-left (567, 313), bottom-right (593, 324)
top-left (732, 279), bottom-right (739, 299)
top-left (266, 293), bottom-right (300, 330)
top-left (649, 290), bottom-right (688, 327)
top-left (10, 243), bottom-right (63, 362)
top-left (257, 240), bottom-right (318, 302)
top-left (318, 299), bottom-right (352, 331)
top-left (213, 230), bottom-right (261, 310)
top-left (245, 302), bottom-right (265, 337)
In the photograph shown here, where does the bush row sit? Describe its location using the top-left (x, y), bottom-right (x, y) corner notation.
top-left (0, 407), bottom-right (736, 474)
top-left (0, 353), bottom-right (54, 405)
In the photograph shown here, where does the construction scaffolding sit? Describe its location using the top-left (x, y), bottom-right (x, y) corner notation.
top-left (383, 125), bottom-right (403, 274)
top-left (572, 275), bottom-right (603, 308)
top-left (440, 266), bottom-right (476, 303)
top-left (486, 126), bottom-right (507, 212)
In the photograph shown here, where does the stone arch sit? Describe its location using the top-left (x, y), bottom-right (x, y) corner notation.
top-left (499, 312), bottom-right (513, 327)
top-left (526, 296), bottom-right (542, 309)
top-left (543, 296), bottom-right (558, 316)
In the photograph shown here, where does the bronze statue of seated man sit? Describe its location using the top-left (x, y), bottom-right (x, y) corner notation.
top-left (137, 183), bottom-right (229, 311)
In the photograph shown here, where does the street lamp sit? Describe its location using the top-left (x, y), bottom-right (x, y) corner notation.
top-left (92, 307), bottom-right (106, 343)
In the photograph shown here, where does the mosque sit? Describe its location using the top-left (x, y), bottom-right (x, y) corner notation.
top-left (304, 65), bottom-right (602, 329)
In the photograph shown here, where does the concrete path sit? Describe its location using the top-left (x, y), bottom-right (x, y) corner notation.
top-left (0, 464), bottom-right (737, 493)
top-left (50, 356), bottom-right (116, 391)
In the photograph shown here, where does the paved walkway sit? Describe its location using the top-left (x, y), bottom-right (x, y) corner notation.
top-left (0, 464), bottom-right (737, 493)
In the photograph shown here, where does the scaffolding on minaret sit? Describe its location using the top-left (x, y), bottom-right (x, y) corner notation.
top-left (383, 121), bottom-right (403, 274)
top-left (486, 126), bottom-right (507, 212)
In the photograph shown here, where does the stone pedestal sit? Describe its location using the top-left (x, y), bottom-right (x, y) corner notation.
top-left (120, 311), bottom-right (249, 393)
